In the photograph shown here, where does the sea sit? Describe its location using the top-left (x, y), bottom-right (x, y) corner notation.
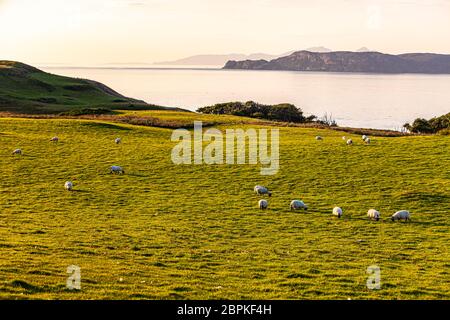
top-left (41, 65), bottom-right (450, 130)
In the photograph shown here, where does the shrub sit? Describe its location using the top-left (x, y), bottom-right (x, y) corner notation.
top-left (405, 113), bottom-right (450, 134)
top-left (438, 128), bottom-right (450, 135)
top-left (197, 101), bottom-right (309, 123)
top-left (59, 108), bottom-right (113, 116)
top-left (410, 118), bottom-right (434, 133)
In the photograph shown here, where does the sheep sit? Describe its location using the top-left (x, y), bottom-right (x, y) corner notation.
top-left (254, 185), bottom-right (272, 197)
top-left (50, 136), bottom-right (59, 142)
top-left (332, 207), bottom-right (343, 218)
top-left (346, 139), bottom-right (353, 145)
top-left (258, 199), bottom-right (268, 210)
top-left (391, 210), bottom-right (411, 222)
top-left (365, 138), bottom-right (371, 144)
top-left (290, 200), bottom-right (308, 211)
top-left (110, 165), bottom-right (125, 174)
top-left (342, 136), bottom-right (346, 140)
top-left (12, 149), bottom-right (22, 155)
top-left (64, 181), bottom-right (74, 191)
top-left (115, 138), bottom-right (122, 144)
top-left (367, 209), bottom-right (381, 221)
top-left (316, 136), bottom-right (323, 141)
top-left (362, 135), bottom-right (368, 141)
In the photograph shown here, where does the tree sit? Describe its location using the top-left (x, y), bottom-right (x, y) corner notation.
top-left (409, 118), bottom-right (434, 134)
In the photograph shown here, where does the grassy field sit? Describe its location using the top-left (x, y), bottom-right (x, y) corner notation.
top-left (0, 114), bottom-right (449, 300)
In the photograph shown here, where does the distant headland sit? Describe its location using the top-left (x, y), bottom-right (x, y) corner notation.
top-left (223, 50), bottom-right (450, 74)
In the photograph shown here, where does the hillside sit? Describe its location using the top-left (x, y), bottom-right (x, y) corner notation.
top-left (0, 61), bottom-right (176, 114)
top-left (223, 51), bottom-right (450, 74)
top-left (0, 115), bottom-right (449, 299)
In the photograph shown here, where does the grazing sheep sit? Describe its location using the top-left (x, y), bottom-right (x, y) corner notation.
top-left (64, 181), bottom-right (74, 191)
top-left (115, 138), bottom-right (122, 144)
top-left (365, 138), bottom-right (371, 144)
top-left (290, 200), bottom-right (308, 211)
top-left (254, 185), bottom-right (272, 197)
top-left (50, 136), bottom-right (59, 142)
top-left (316, 136), bottom-right (323, 141)
top-left (346, 139), bottom-right (353, 145)
top-left (110, 165), bottom-right (125, 174)
top-left (258, 199), bottom-right (268, 210)
top-left (362, 135), bottom-right (368, 141)
top-left (367, 209), bottom-right (381, 221)
top-left (332, 207), bottom-right (343, 218)
top-left (12, 149), bottom-right (22, 155)
top-left (391, 210), bottom-right (411, 222)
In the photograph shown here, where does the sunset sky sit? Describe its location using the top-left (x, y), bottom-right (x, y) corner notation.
top-left (1, 0), bottom-right (450, 66)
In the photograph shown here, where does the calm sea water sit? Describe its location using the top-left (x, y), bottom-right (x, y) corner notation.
top-left (41, 66), bottom-right (450, 130)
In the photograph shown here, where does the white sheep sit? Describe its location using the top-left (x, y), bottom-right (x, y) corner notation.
top-left (50, 137), bottom-right (59, 142)
top-left (391, 210), bottom-right (411, 222)
top-left (290, 200), bottom-right (308, 211)
top-left (346, 139), bottom-right (353, 145)
top-left (110, 165), bottom-right (125, 174)
top-left (342, 136), bottom-right (346, 140)
top-left (362, 135), bottom-right (368, 141)
top-left (12, 149), bottom-right (22, 155)
top-left (367, 209), bottom-right (381, 221)
top-left (316, 136), bottom-right (323, 141)
top-left (332, 207), bottom-right (343, 218)
top-left (115, 138), bottom-right (122, 144)
top-left (64, 181), bottom-right (74, 191)
top-left (258, 199), bottom-right (268, 210)
top-left (254, 185), bottom-right (272, 197)
top-left (365, 138), bottom-right (371, 144)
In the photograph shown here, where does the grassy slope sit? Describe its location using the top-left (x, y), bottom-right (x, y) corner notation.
top-left (0, 61), bottom-right (174, 114)
top-left (0, 115), bottom-right (449, 299)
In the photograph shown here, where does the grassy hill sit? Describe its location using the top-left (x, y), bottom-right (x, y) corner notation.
top-left (0, 61), bottom-right (176, 114)
top-left (0, 114), bottom-right (449, 299)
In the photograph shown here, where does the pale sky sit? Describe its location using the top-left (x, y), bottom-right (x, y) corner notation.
top-left (1, 0), bottom-right (450, 65)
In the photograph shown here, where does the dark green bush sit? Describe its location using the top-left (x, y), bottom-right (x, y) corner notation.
top-left (404, 113), bottom-right (450, 134)
top-left (197, 101), bottom-right (311, 123)
top-left (59, 107), bottom-right (113, 116)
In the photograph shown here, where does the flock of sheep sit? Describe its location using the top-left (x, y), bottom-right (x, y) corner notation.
top-left (254, 134), bottom-right (411, 223)
top-left (12, 136), bottom-right (125, 193)
top-left (316, 134), bottom-right (371, 145)
top-left (11, 132), bottom-right (411, 222)
top-left (254, 184), bottom-right (411, 222)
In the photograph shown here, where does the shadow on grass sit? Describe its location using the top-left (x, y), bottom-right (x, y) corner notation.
top-left (11, 155), bottom-right (38, 159)
top-left (81, 122), bottom-right (132, 131)
top-left (10, 280), bottom-right (82, 295)
top-left (124, 173), bottom-right (148, 178)
top-left (71, 189), bottom-right (91, 193)
top-left (398, 192), bottom-right (450, 204)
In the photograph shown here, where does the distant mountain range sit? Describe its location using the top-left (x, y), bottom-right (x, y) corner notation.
top-left (223, 50), bottom-right (450, 74)
top-left (153, 47), bottom-right (335, 66)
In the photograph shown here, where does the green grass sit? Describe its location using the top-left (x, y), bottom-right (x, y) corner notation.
top-left (116, 110), bottom-right (272, 126)
top-left (0, 115), bottom-right (449, 300)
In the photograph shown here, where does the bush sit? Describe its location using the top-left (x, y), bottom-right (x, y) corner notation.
top-left (438, 128), bottom-right (450, 135)
top-left (404, 113), bottom-right (450, 134)
top-left (197, 101), bottom-right (309, 123)
top-left (410, 118), bottom-right (434, 133)
top-left (429, 113), bottom-right (450, 132)
top-left (59, 108), bottom-right (113, 116)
